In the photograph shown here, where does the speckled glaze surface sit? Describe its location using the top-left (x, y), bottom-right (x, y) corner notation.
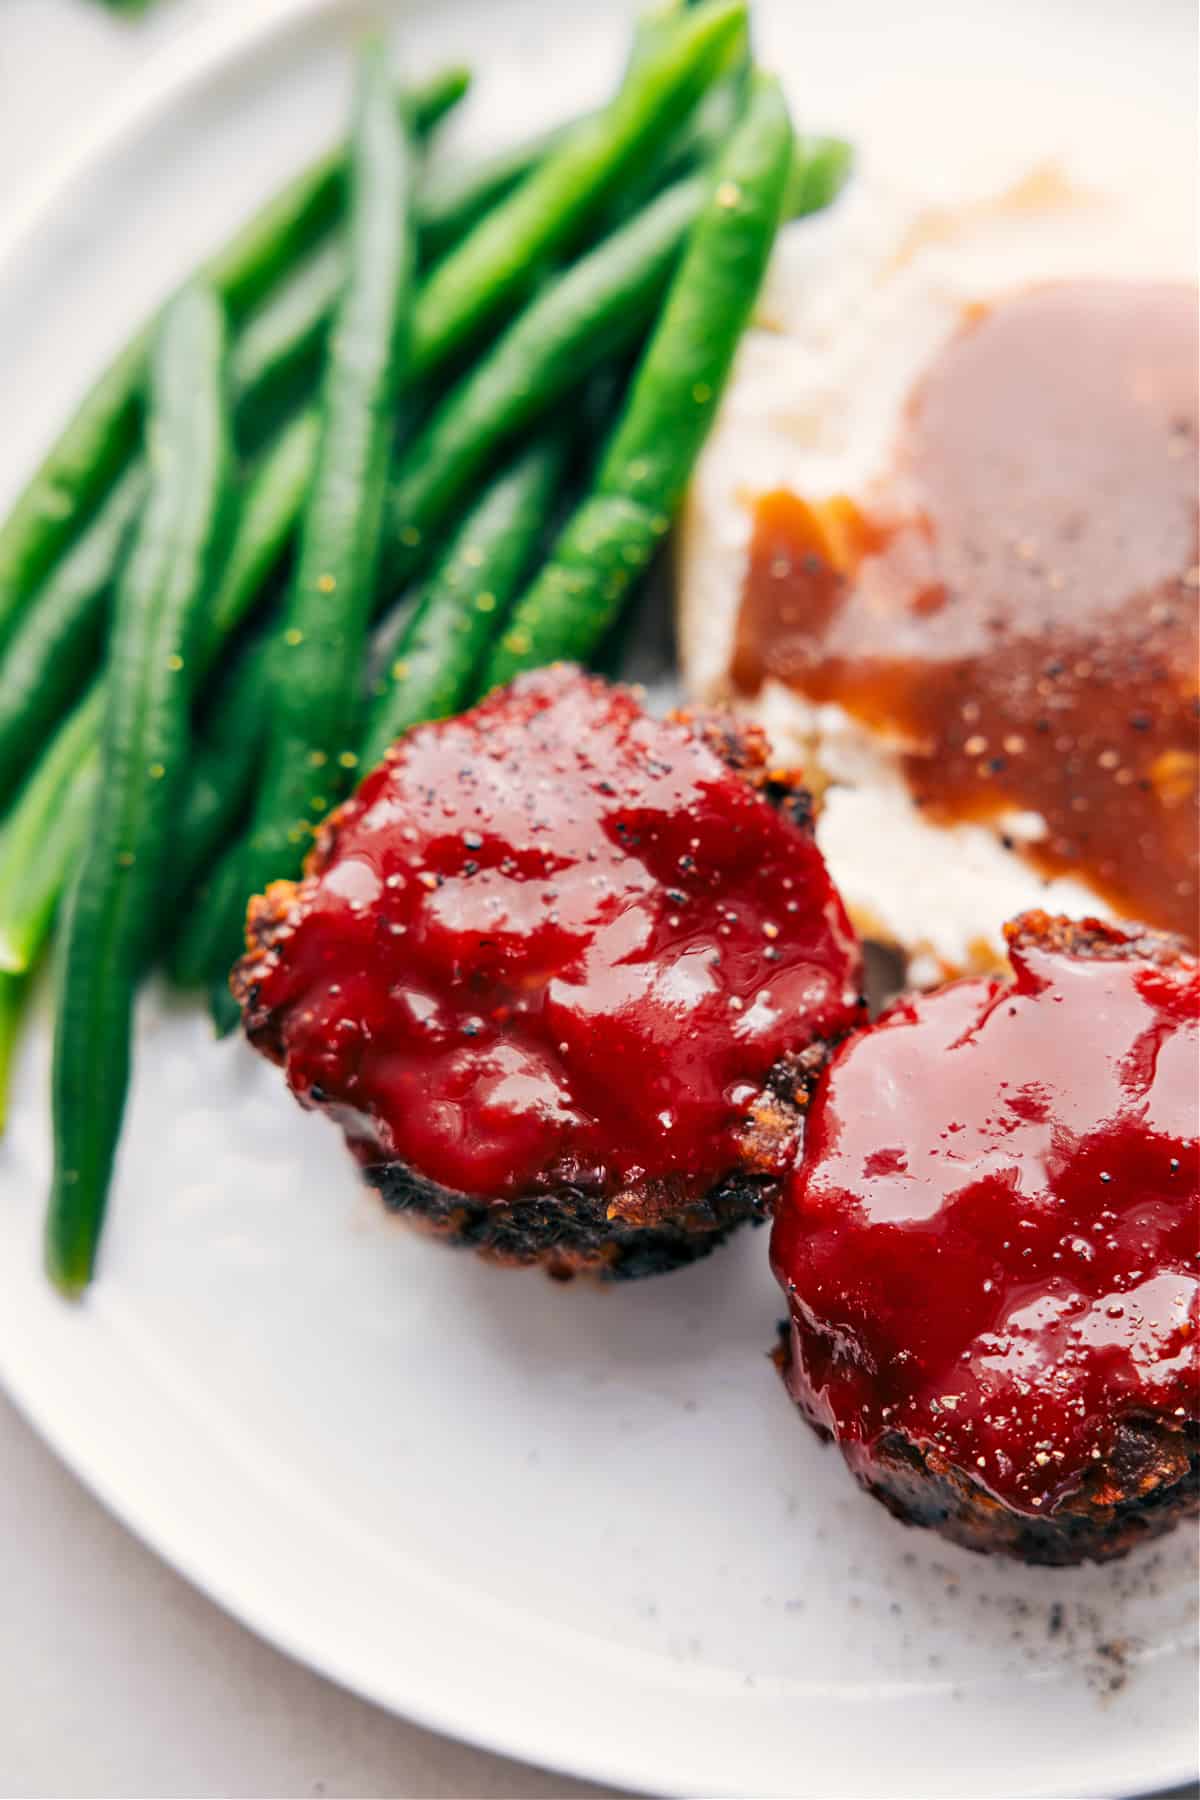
top-left (0, 3), bottom-right (1196, 1796)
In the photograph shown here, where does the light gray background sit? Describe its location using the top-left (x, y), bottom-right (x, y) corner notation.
top-left (0, 7), bottom-right (1195, 1800)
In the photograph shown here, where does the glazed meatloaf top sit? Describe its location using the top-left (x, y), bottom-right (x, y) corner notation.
top-left (234, 665), bottom-right (865, 1211)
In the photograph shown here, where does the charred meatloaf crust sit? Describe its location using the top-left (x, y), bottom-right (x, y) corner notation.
top-left (771, 911), bottom-right (1199, 1563)
top-left (234, 665), bottom-right (865, 1279)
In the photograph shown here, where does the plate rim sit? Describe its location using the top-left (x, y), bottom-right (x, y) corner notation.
top-left (0, 4), bottom-right (1196, 1797)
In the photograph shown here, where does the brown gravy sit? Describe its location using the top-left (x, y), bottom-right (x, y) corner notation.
top-left (734, 280), bottom-right (1199, 943)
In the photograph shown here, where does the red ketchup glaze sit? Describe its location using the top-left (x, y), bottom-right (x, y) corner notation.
top-left (771, 914), bottom-right (1200, 1515)
top-left (248, 667), bottom-right (864, 1203)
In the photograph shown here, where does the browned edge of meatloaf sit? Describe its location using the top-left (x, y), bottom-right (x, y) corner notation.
top-left (366, 1037), bottom-right (839, 1283)
top-left (773, 1337), bottom-right (1200, 1567)
top-left (231, 704), bottom-right (856, 1279)
top-left (368, 1160), bottom-right (770, 1282)
top-left (1005, 908), bottom-right (1196, 969)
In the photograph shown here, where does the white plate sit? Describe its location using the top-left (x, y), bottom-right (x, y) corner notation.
top-left (0, 3), bottom-right (1196, 1796)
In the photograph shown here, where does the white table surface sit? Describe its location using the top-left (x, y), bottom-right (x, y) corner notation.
top-left (0, 5), bottom-right (616, 1795)
top-left (0, 8), bottom-right (1195, 1800)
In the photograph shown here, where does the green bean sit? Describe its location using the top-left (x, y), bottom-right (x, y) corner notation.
top-left (46, 281), bottom-right (233, 1294)
top-left (227, 113), bottom-right (591, 452)
top-left (239, 55), bottom-right (750, 428)
top-left (0, 342), bottom-right (147, 656)
top-left (0, 420), bottom-right (310, 1009)
top-left (0, 404), bottom-right (310, 1119)
top-left (0, 469), bottom-right (143, 806)
top-left (162, 634), bottom-right (271, 929)
top-left (0, 686), bottom-right (102, 975)
top-left (207, 65), bottom-right (468, 321)
top-left (362, 436), bottom-right (566, 767)
top-left (249, 46), bottom-right (415, 833)
top-left (235, 171), bottom-right (706, 600)
top-left (641, 69), bottom-right (741, 190)
top-left (0, 635), bottom-right (274, 1021)
top-left (409, 0), bottom-right (746, 378)
top-left (0, 401), bottom-right (314, 856)
top-left (202, 110), bottom-right (848, 477)
top-left (230, 116), bottom-right (599, 450)
top-left (0, 66), bottom-right (466, 656)
top-left (417, 18), bottom-right (740, 266)
top-left (228, 243), bottom-right (342, 448)
top-left (172, 45), bottom-right (416, 1013)
top-left (161, 412), bottom-right (318, 909)
top-left (786, 133), bottom-right (855, 218)
top-left (590, 76), bottom-right (792, 509)
top-left (409, 2), bottom-right (718, 266)
top-left (228, 107), bottom-right (637, 446)
top-left (3, 126), bottom-right (583, 795)
top-left (0, 403), bottom-right (317, 993)
top-left (0, 638), bottom-right (260, 1115)
top-left (0, 971), bottom-right (24, 1136)
top-left (229, 123), bottom-right (570, 446)
top-left (0, 694), bottom-right (99, 1130)
top-left (627, 0), bottom-right (703, 70)
top-left (385, 173), bottom-right (704, 591)
top-left (417, 121), bottom-right (575, 264)
top-left (207, 410), bottom-right (319, 651)
top-left (484, 71), bottom-right (793, 686)
top-left (2, 362), bottom-right (316, 806)
top-left (0, 40), bottom-right (747, 777)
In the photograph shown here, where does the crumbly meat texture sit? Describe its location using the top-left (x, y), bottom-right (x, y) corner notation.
top-left (234, 676), bottom-right (862, 1279)
top-left (770, 908), bottom-right (1200, 1562)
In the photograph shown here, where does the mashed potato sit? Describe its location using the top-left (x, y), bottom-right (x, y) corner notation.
top-left (678, 98), bottom-right (1196, 983)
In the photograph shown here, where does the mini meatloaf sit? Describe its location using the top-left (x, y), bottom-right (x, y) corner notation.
top-left (234, 665), bottom-right (865, 1279)
top-left (771, 911), bottom-right (1199, 1563)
